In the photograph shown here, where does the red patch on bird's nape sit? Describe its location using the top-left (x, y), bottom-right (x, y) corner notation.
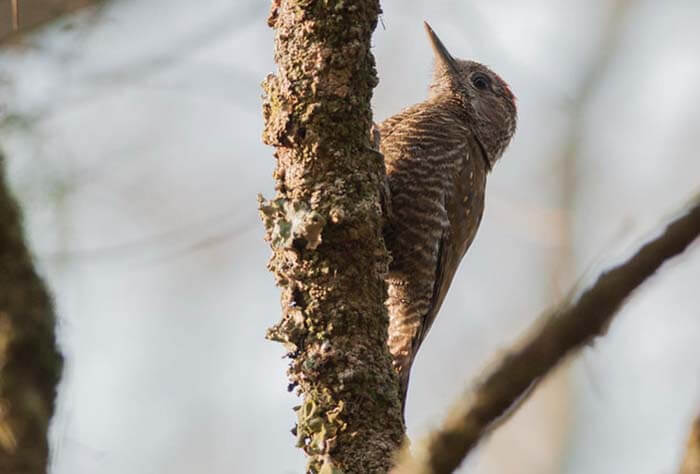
top-left (504, 83), bottom-right (516, 102)
top-left (494, 72), bottom-right (516, 104)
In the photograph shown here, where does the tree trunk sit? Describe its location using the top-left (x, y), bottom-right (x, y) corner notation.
top-left (260, 1), bottom-right (404, 472)
top-left (0, 153), bottom-right (63, 473)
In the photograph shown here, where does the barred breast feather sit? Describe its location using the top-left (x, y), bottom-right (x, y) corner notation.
top-left (379, 99), bottom-right (488, 407)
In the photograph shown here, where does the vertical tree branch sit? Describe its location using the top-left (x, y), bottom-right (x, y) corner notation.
top-left (555, 0), bottom-right (632, 280)
top-left (260, 1), bottom-right (403, 473)
top-left (0, 152), bottom-right (63, 473)
top-left (11, 0), bottom-right (19, 31)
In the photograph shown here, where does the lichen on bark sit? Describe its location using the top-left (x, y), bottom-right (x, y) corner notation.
top-left (0, 152), bottom-right (63, 473)
top-left (259, 1), bottom-right (404, 472)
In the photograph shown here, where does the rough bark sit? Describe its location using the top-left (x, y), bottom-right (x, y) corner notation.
top-left (0, 152), bottom-right (63, 473)
top-left (393, 194), bottom-right (700, 474)
top-left (260, 1), bottom-right (404, 473)
top-left (681, 415), bottom-right (700, 474)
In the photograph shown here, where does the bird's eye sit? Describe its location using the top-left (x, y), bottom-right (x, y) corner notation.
top-left (471, 73), bottom-right (491, 91)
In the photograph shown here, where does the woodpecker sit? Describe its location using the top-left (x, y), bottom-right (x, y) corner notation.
top-left (380, 22), bottom-right (517, 410)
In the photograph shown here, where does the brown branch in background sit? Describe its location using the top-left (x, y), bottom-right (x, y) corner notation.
top-left (11, 0), bottom-right (19, 31)
top-left (0, 152), bottom-right (63, 473)
top-left (680, 415), bottom-right (700, 474)
top-left (394, 194), bottom-right (700, 474)
top-left (260, 1), bottom-right (404, 473)
top-left (555, 0), bottom-right (631, 274)
top-left (1, 0), bottom-right (104, 45)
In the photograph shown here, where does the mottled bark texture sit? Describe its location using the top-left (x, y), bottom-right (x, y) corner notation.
top-left (260, 1), bottom-right (404, 473)
top-left (393, 194), bottom-right (700, 474)
top-left (681, 415), bottom-right (700, 474)
top-left (0, 153), bottom-right (63, 473)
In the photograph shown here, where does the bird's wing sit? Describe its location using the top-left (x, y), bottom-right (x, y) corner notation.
top-left (413, 227), bottom-right (450, 355)
top-left (397, 227), bottom-right (453, 407)
top-left (381, 104), bottom-right (480, 406)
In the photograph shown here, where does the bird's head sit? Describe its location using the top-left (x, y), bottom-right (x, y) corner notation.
top-left (424, 22), bottom-right (517, 169)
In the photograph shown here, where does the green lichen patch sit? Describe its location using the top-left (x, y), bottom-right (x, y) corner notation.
top-left (295, 391), bottom-right (347, 462)
top-left (266, 305), bottom-right (306, 352)
top-left (259, 195), bottom-right (326, 250)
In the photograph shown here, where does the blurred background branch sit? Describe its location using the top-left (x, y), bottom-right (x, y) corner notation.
top-left (1, 0), bottom-right (104, 45)
top-left (555, 0), bottom-right (631, 277)
top-left (680, 414), bottom-right (700, 474)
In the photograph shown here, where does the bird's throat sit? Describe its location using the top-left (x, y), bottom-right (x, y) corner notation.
top-left (474, 134), bottom-right (492, 173)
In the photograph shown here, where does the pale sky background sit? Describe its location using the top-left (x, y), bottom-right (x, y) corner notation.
top-left (1, 0), bottom-right (699, 473)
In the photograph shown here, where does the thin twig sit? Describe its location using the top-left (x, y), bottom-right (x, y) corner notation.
top-left (393, 194), bottom-right (700, 474)
top-left (11, 0), bottom-right (19, 31)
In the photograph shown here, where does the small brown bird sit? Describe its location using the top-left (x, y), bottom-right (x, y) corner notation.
top-left (380, 22), bottom-right (517, 410)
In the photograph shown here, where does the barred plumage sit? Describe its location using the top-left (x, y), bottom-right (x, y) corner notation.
top-left (380, 23), bottom-right (517, 412)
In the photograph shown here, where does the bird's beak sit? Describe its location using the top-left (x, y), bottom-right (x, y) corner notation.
top-left (423, 21), bottom-right (459, 76)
